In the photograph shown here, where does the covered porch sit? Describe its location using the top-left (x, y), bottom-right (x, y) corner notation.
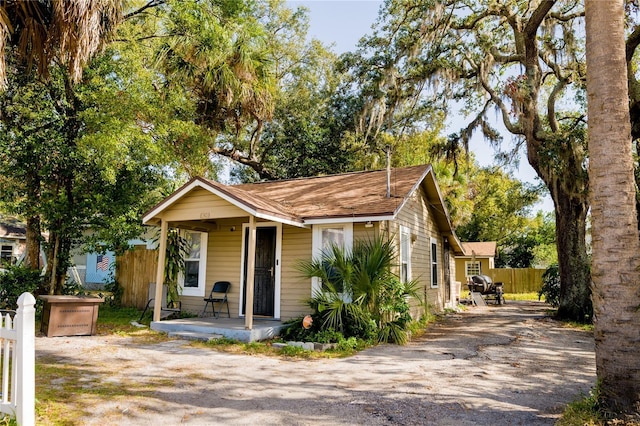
top-left (151, 316), bottom-right (286, 343)
top-left (142, 177), bottom-right (307, 335)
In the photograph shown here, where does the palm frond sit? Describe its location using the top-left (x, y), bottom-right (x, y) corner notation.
top-left (0, 0), bottom-right (122, 89)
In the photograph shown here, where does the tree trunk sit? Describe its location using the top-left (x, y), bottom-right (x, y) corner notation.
top-left (586, 0), bottom-right (640, 414)
top-left (46, 231), bottom-right (60, 295)
top-left (527, 141), bottom-right (592, 321)
top-left (552, 191), bottom-right (591, 321)
top-left (24, 215), bottom-right (41, 270)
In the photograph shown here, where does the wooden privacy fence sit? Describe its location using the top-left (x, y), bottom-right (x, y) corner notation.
top-left (487, 268), bottom-right (546, 293)
top-left (0, 293), bottom-right (35, 426)
top-left (116, 247), bottom-right (158, 309)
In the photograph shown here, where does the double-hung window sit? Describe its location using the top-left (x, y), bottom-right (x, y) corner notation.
top-left (180, 231), bottom-right (208, 297)
top-left (311, 223), bottom-right (353, 294)
top-left (400, 226), bottom-right (411, 283)
top-left (430, 237), bottom-right (439, 288)
top-left (0, 245), bottom-right (13, 264)
top-left (465, 261), bottom-right (481, 278)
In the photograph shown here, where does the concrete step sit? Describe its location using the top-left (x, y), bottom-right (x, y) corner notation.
top-left (168, 331), bottom-right (223, 342)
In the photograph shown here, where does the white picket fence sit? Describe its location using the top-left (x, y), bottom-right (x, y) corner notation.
top-left (0, 293), bottom-right (35, 426)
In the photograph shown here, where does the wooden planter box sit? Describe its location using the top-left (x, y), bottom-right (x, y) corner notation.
top-left (39, 295), bottom-right (104, 337)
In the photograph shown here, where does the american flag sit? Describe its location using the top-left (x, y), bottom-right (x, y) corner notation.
top-left (97, 255), bottom-right (110, 271)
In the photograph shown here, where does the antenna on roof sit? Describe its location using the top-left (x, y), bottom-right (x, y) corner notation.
top-left (386, 145), bottom-right (391, 198)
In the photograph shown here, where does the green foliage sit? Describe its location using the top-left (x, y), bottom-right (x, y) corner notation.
top-left (557, 386), bottom-right (604, 426)
top-left (61, 279), bottom-right (85, 296)
top-left (97, 305), bottom-right (144, 328)
top-left (335, 336), bottom-right (361, 352)
top-left (163, 229), bottom-right (188, 305)
top-left (280, 316), bottom-right (347, 343)
top-left (456, 167), bottom-right (542, 243)
top-left (497, 211), bottom-right (557, 268)
top-left (0, 265), bottom-right (41, 309)
top-left (0, 44), bottom-right (166, 294)
top-left (0, 414), bottom-right (17, 426)
top-left (539, 264), bottom-right (561, 308)
top-left (103, 277), bottom-right (123, 308)
top-left (278, 345), bottom-right (312, 357)
top-left (298, 236), bottom-right (422, 344)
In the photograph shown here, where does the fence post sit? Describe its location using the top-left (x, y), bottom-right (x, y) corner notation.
top-left (15, 293), bottom-right (35, 426)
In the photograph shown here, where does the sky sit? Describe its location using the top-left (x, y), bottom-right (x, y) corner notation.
top-left (288, 0), bottom-right (554, 212)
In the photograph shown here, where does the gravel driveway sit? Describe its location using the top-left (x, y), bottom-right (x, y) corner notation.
top-left (36, 301), bottom-right (595, 425)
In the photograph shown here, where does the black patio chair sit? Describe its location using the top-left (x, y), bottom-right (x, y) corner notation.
top-left (139, 282), bottom-right (181, 322)
top-left (200, 281), bottom-right (231, 318)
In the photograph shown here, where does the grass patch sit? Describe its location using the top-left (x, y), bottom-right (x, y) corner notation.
top-left (557, 388), bottom-right (604, 426)
top-left (459, 290), bottom-right (544, 302)
top-left (192, 337), bottom-right (361, 358)
top-left (507, 292), bottom-right (544, 301)
top-left (35, 352), bottom-right (187, 425)
top-left (555, 386), bottom-right (640, 426)
top-left (36, 357), bottom-right (137, 424)
top-left (561, 321), bottom-right (594, 332)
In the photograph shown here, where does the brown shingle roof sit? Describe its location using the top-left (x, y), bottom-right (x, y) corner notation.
top-left (461, 242), bottom-right (497, 257)
top-left (234, 165), bottom-right (429, 220)
top-left (143, 164), bottom-right (464, 254)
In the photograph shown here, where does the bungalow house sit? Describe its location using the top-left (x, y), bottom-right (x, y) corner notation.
top-left (455, 241), bottom-right (497, 284)
top-left (142, 165), bottom-right (464, 328)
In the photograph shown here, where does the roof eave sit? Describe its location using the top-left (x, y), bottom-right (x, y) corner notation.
top-left (142, 177), bottom-right (306, 228)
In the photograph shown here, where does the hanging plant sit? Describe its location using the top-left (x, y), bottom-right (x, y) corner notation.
top-left (164, 229), bottom-right (188, 306)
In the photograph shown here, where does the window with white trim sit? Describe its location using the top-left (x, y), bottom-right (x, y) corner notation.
top-left (430, 237), bottom-right (439, 288)
top-left (0, 245), bottom-right (13, 264)
top-left (311, 223), bottom-right (353, 294)
top-left (180, 231), bottom-right (208, 297)
top-left (400, 226), bottom-right (411, 283)
top-left (465, 261), bottom-right (481, 278)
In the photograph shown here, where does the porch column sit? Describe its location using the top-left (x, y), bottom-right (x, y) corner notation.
top-left (153, 219), bottom-right (168, 322)
top-left (244, 215), bottom-right (257, 330)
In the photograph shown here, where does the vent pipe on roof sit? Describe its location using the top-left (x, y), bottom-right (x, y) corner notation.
top-left (386, 145), bottom-right (391, 198)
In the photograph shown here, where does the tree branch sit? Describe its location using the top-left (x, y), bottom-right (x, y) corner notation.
top-left (548, 11), bottom-right (584, 22)
top-left (124, 0), bottom-right (166, 20)
top-left (547, 78), bottom-right (567, 133)
top-left (211, 146), bottom-right (277, 180)
top-left (524, 0), bottom-right (556, 37)
top-left (474, 58), bottom-right (522, 135)
top-left (626, 24), bottom-right (640, 61)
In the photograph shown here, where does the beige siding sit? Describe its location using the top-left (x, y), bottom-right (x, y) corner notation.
top-left (353, 222), bottom-right (380, 241)
top-left (279, 226), bottom-right (313, 319)
top-left (159, 187), bottom-right (246, 222)
top-left (390, 186), bottom-right (448, 315)
top-left (454, 257), bottom-right (493, 284)
top-left (173, 187), bottom-right (454, 318)
top-left (180, 220), bottom-right (315, 320)
top-left (179, 218), bottom-right (245, 315)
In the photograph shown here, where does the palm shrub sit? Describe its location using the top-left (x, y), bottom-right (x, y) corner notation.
top-left (299, 236), bottom-right (422, 344)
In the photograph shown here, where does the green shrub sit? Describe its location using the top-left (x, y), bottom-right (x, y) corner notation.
top-left (539, 264), bottom-right (560, 307)
top-left (557, 386), bottom-right (603, 426)
top-left (298, 236), bottom-right (422, 345)
top-left (62, 279), bottom-right (85, 296)
top-left (280, 315), bottom-right (320, 341)
top-left (310, 328), bottom-right (343, 343)
top-left (336, 336), bottom-right (359, 351)
top-left (279, 345), bottom-right (312, 357)
top-left (0, 265), bottom-right (41, 309)
top-left (103, 276), bottom-right (123, 307)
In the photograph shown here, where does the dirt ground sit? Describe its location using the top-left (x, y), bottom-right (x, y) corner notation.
top-left (35, 301), bottom-right (595, 425)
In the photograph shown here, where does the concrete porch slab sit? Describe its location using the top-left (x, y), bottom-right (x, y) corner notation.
top-left (151, 317), bottom-right (285, 342)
